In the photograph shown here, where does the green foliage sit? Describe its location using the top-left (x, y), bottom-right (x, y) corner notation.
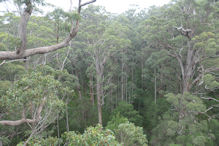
top-left (27, 17), bottom-right (56, 48)
top-left (209, 119), bottom-right (219, 145)
top-left (116, 122), bottom-right (148, 146)
top-left (141, 0), bottom-right (219, 95)
top-left (59, 98), bottom-right (98, 133)
top-left (151, 93), bottom-right (214, 146)
top-left (204, 74), bottom-right (219, 90)
top-left (146, 50), bottom-right (170, 68)
top-left (106, 113), bottom-right (128, 132)
top-left (106, 113), bottom-right (148, 146)
top-left (18, 137), bottom-right (60, 146)
top-left (0, 1), bottom-right (218, 145)
top-left (141, 96), bottom-right (170, 137)
top-left (193, 32), bottom-right (217, 56)
top-left (33, 65), bottom-right (76, 96)
top-left (111, 102), bottom-right (143, 126)
top-left (0, 71), bottom-right (65, 126)
top-left (21, 125), bottom-right (122, 145)
top-left (62, 124), bottom-right (120, 146)
top-left (0, 136), bottom-right (10, 145)
top-left (166, 92), bottom-right (206, 114)
top-left (0, 32), bottom-right (20, 51)
top-left (0, 63), bottom-right (25, 81)
top-left (1, 72), bottom-right (61, 107)
top-left (0, 80), bottom-right (11, 95)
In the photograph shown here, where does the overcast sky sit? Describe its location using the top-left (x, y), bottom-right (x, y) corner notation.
top-left (46, 0), bottom-right (171, 14)
top-left (0, 0), bottom-right (171, 14)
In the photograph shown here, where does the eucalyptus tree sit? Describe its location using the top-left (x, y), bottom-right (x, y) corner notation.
top-left (0, 0), bottom-right (96, 60)
top-left (141, 0), bottom-right (219, 144)
top-left (142, 0), bottom-right (219, 94)
top-left (71, 6), bottom-right (131, 125)
top-left (0, 71), bottom-right (66, 144)
top-left (90, 23), bottom-right (130, 125)
top-left (151, 93), bottom-right (215, 146)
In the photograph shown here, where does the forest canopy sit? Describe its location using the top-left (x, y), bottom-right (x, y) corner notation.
top-left (0, 0), bottom-right (218, 145)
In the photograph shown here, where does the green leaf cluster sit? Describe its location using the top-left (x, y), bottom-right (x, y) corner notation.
top-left (111, 102), bottom-right (143, 126)
top-left (62, 124), bottom-right (120, 146)
top-left (151, 93), bottom-right (214, 146)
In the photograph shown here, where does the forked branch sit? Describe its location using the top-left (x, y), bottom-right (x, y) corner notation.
top-left (0, 97), bottom-right (47, 126)
top-left (175, 26), bottom-right (193, 40)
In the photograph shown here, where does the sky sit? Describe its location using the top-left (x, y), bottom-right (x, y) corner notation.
top-left (0, 0), bottom-right (171, 14)
top-left (47, 0), bottom-right (171, 14)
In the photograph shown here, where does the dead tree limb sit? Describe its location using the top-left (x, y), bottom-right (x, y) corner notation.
top-left (175, 26), bottom-right (193, 40)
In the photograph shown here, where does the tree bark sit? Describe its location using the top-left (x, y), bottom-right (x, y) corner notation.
top-left (96, 77), bottom-right (103, 125)
top-left (17, 0), bottom-right (33, 55)
top-left (0, 97), bottom-right (46, 126)
top-left (89, 76), bottom-right (95, 106)
top-left (66, 98), bottom-right (69, 132)
top-left (0, 119), bottom-right (35, 126)
top-left (57, 114), bottom-right (60, 139)
top-left (75, 72), bottom-right (82, 100)
top-left (121, 46), bottom-right (125, 101)
top-left (93, 48), bottom-right (109, 125)
top-left (154, 68), bottom-right (157, 104)
top-left (95, 55), bottom-right (103, 125)
top-left (182, 42), bottom-right (196, 93)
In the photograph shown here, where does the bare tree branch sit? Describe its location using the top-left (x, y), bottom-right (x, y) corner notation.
top-left (0, 58), bottom-right (28, 66)
top-left (0, 0), bottom-right (96, 60)
top-left (175, 26), bottom-right (193, 40)
top-left (61, 47), bottom-right (70, 71)
top-left (192, 65), bottom-right (204, 86)
top-left (205, 67), bottom-right (219, 73)
top-left (0, 97), bottom-right (47, 126)
top-left (0, 118), bottom-right (36, 126)
top-left (79, 0), bottom-right (96, 12)
top-left (0, 60), bottom-right (6, 66)
top-left (200, 96), bottom-right (219, 102)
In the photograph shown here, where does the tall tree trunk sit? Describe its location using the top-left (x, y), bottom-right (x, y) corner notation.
top-left (17, 1), bottom-right (33, 55)
top-left (131, 66), bottom-right (134, 100)
top-left (125, 74), bottom-right (128, 102)
top-left (110, 88), bottom-right (113, 111)
top-left (75, 73), bottom-right (82, 100)
top-left (154, 68), bottom-right (157, 104)
top-left (121, 63), bottom-right (124, 101)
top-left (116, 77), bottom-right (119, 106)
top-left (66, 97), bottom-right (69, 132)
top-left (77, 86), bottom-right (82, 100)
top-left (89, 75), bottom-right (95, 106)
top-left (176, 42), bottom-right (195, 94)
top-left (141, 61), bottom-right (143, 88)
top-left (56, 22), bottom-right (59, 43)
top-left (57, 114), bottom-right (60, 139)
top-left (121, 47), bottom-right (125, 101)
top-left (95, 56), bottom-right (103, 125)
top-left (96, 74), bottom-right (102, 125)
top-left (182, 42), bottom-right (195, 94)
